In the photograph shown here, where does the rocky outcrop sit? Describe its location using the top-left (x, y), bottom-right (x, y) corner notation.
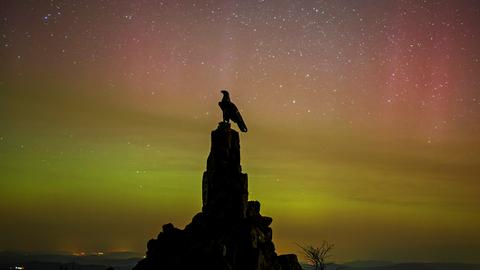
top-left (202, 121), bottom-right (248, 221)
top-left (133, 122), bottom-right (302, 270)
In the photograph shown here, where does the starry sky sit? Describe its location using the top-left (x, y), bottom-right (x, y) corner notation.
top-left (1, 0), bottom-right (480, 263)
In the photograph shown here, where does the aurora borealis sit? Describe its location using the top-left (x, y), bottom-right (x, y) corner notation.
top-left (1, 0), bottom-right (480, 263)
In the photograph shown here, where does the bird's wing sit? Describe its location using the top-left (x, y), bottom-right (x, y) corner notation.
top-left (234, 110), bottom-right (248, 132)
top-left (229, 101), bottom-right (239, 112)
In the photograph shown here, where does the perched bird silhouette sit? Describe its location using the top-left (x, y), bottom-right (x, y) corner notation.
top-left (219, 90), bottom-right (248, 132)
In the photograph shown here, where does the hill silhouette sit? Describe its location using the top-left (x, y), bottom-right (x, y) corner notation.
top-left (0, 251), bottom-right (140, 270)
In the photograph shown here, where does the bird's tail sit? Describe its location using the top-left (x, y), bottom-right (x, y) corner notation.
top-left (235, 110), bottom-right (248, 132)
top-left (238, 120), bottom-right (248, 132)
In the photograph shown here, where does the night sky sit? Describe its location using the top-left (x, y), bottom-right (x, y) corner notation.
top-left (1, 0), bottom-right (480, 263)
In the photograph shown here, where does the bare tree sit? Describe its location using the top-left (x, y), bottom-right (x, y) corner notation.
top-left (297, 241), bottom-right (334, 270)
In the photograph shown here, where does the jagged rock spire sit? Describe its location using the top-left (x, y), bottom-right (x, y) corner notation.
top-left (202, 122), bottom-right (248, 220)
top-left (133, 124), bottom-right (303, 270)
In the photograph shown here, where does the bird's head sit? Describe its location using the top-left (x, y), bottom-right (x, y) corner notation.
top-left (220, 90), bottom-right (230, 101)
top-left (220, 90), bottom-right (229, 97)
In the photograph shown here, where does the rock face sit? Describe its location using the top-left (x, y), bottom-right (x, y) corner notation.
top-left (133, 122), bottom-right (303, 270)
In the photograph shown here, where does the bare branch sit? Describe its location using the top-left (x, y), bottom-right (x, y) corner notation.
top-left (297, 241), bottom-right (334, 270)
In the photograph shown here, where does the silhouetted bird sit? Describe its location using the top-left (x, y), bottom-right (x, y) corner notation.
top-left (219, 90), bottom-right (248, 132)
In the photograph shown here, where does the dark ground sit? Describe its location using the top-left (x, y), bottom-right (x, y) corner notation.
top-left (2, 252), bottom-right (479, 270)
